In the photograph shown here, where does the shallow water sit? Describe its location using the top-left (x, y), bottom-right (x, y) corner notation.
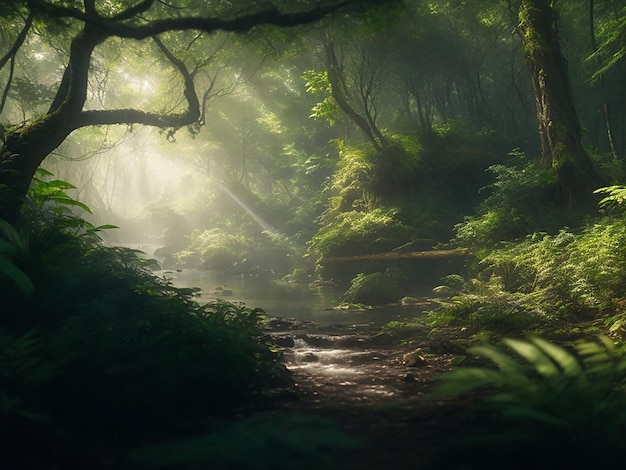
top-left (161, 268), bottom-right (442, 401)
top-left (162, 268), bottom-right (433, 326)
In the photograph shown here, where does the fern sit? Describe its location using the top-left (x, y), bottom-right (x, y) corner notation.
top-left (594, 185), bottom-right (626, 215)
top-left (433, 336), bottom-right (626, 466)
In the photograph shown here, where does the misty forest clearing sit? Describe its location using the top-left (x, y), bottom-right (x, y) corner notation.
top-left (1, 1), bottom-right (626, 469)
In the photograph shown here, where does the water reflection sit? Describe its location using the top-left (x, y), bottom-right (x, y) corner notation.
top-left (163, 269), bottom-right (432, 326)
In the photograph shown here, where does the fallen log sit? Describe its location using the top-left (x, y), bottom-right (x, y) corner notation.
top-left (325, 248), bottom-right (470, 264)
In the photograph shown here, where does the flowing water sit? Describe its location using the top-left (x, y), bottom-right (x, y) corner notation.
top-left (158, 267), bottom-right (440, 404)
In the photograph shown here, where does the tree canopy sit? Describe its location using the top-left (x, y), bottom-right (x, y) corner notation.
top-left (0, 0), bottom-right (383, 221)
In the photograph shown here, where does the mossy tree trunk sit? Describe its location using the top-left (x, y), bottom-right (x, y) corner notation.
top-left (518, 0), bottom-right (600, 205)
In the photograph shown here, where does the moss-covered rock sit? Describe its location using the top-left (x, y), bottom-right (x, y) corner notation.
top-left (342, 272), bottom-right (401, 305)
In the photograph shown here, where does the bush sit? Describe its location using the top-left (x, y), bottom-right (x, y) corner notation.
top-left (454, 156), bottom-right (571, 247)
top-left (479, 220), bottom-right (626, 316)
top-left (0, 172), bottom-right (282, 467)
top-left (309, 208), bottom-right (413, 263)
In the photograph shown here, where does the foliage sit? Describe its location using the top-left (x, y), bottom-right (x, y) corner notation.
top-left (175, 226), bottom-right (295, 275)
top-left (177, 227), bottom-right (252, 270)
top-left (130, 414), bottom-right (359, 470)
top-left (454, 155), bottom-right (566, 247)
top-left (0, 172), bottom-right (282, 467)
top-left (433, 335), bottom-right (626, 467)
top-left (589, 3), bottom-right (626, 80)
top-left (595, 185), bottom-right (626, 216)
top-left (309, 207), bottom-right (413, 263)
top-left (479, 220), bottom-right (626, 317)
top-left (426, 293), bottom-right (546, 331)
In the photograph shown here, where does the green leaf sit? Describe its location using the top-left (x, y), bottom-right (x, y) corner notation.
top-left (432, 367), bottom-right (506, 397)
top-left (469, 343), bottom-right (524, 372)
top-left (0, 254), bottom-right (34, 295)
top-left (529, 336), bottom-right (584, 379)
top-left (504, 338), bottom-right (561, 378)
top-left (93, 224), bottom-right (119, 231)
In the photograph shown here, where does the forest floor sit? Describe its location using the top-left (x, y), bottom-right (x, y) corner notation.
top-left (262, 318), bottom-right (485, 470)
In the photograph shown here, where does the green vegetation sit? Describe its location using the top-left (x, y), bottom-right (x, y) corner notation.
top-left (342, 271), bottom-right (401, 305)
top-left (433, 336), bottom-right (626, 467)
top-left (0, 172), bottom-right (285, 467)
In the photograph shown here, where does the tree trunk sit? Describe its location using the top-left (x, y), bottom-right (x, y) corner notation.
top-left (518, 0), bottom-right (600, 205)
top-left (0, 24), bottom-right (105, 222)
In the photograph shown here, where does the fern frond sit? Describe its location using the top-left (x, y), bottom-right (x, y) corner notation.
top-left (529, 336), bottom-right (585, 379)
top-left (504, 338), bottom-right (561, 378)
top-left (433, 367), bottom-right (507, 397)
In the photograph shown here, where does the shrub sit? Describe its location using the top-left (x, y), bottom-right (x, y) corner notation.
top-left (309, 208), bottom-right (413, 263)
top-left (479, 221), bottom-right (626, 316)
top-left (0, 172), bottom-right (282, 467)
top-left (454, 156), bottom-right (570, 247)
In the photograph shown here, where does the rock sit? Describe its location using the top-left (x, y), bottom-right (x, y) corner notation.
top-left (403, 372), bottom-right (417, 382)
top-left (272, 336), bottom-right (295, 348)
top-left (402, 349), bottom-right (427, 367)
top-left (350, 352), bottom-right (385, 365)
top-left (342, 272), bottom-right (401, 305)
top-left (300, 352), bottom-right (319, 362)
top-left (400, 296), bottom-right (421, 305)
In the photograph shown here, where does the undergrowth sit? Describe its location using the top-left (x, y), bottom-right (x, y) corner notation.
top-left (0, 170), bottom-right (289, 468)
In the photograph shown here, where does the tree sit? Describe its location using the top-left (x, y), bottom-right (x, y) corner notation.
top-left (0, 0), bottom-right (375, 223)
top-left (516, 0), bottom-right (600, 204)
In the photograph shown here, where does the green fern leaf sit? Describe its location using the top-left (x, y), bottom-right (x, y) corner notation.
top-left (433, 367), bottom-right (507, 397)
top-left (504, 338), bottom-right (561, 378)
top-left (529, 336), bottom-right (585, 379)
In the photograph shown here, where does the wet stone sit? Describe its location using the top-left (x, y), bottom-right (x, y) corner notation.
top-left (300, 352), bottom-right (319, 362)
top-left (271, 335), bottom-right (295, 348)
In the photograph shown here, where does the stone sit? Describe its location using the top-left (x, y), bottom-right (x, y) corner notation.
top-left (272, 336), bottom-right (295, 348)
top-left (300, 352), bottom-right (319, 362)
top-left (402, 349), bottom-right (427, 367)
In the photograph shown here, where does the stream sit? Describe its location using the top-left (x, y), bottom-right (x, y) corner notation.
top-left (161, 268), bottom-right (449, 408)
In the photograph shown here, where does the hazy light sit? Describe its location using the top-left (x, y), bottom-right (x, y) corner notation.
top-left (216, 182), bottom-right (273, 233)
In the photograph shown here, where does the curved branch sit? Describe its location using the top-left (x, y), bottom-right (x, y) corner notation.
top-left (27, 1), bottom-right (357, 39)
top-left (0, 12), bottom-right (34, 115)
top-left (0, 12), bottom-right (34, 71)
top-left (110, 0), bottom-right (156, 21)
top-left (75, 107), bottom-right (200, 131)
top-left (324, 39), bottom-right (383, 150)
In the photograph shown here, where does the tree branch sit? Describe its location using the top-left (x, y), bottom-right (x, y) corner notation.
top-left (324, 38), bottom-right (383, 150)
top-left (0, 11), bottom-right (34, 114)
top-left (74, 108), bottom-right (199, 133)
top-left (26, 1), bottom-right (359, 39)
top-left (0, 12), bottom-right (34, 71)
top-left (110, 0), bottom-right (156, 21)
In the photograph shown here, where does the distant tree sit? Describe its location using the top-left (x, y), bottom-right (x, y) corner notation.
top-left (0, 0), bottom-right (377, 223)
top-left (516, 0), bottom-right (601, 204)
